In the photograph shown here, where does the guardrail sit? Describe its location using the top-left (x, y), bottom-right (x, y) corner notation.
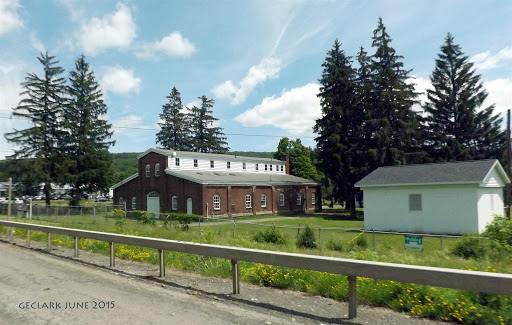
top-left (1, 220), bottom-right (512, 319)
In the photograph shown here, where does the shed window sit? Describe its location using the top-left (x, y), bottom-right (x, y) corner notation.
top-left (409, 194), bottom-right (422, 211)
top-left (245, 194), bottom-right (252, 209)
top-left (260, 194), bottom-right (267, 208)
top-left (119, 197), bottom-right (124, 206)
top-left (145, 164), bottom-right (150, 177)
top-left (172, 196), bottom-right (178, 211)
top-left (175, 158), bottom-right (180, 167)
top-left (296, 193), bottom-right (301, 206)
top-left (155, 163), bottom-right (160, 177)
top-left (132, 197), bottom-right (136, 210)
top-left (194, 159), bottom-right (198, 167)
top-left (210, 160), bottom-right (214, 168)
top-left (312, 193), bottom-right (316, 205)
top-left (227, 161), bottom-right (231, 169)
top-left (279, 193), bottom-right (285, 207)
top-left (265, 164), bottom-right (268, 171)
top-left (269, 165), bottom-right (272, 171)
top-left (243, 162), bottom-right (246, 170)
top-left (255, 164), bottom-right (259, 171)
top-left (213, 195), bottom-right (220, 210)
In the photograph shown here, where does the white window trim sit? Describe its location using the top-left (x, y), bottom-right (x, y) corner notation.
top-left (155, 163), bottom-right (160, 177)
top-left (210, 160), bottom-right (215, 168)
top-left (175, 158), bottom-right (180, 167)
top-left (296, 193), bottom-right (301, 206)
top-left (255, 164), bottom-right (259, 171)
top-left (245, 194), bottom-right (252, 209)
top-left (194, 159), bottom-right (198, 167)
top-left (132, 197), bottom-right (136, 210)
top-left (172, 196), bottom-right (178, 211)
top-left (145, 164), bottom-right (150, 177)
top-left (243, 162), bottom-right (246, 170)
top-left (261, 194), bottom-right (267, 208)
top-left (279, 193), bottom-right (285, 207)
top-left (409, 194), bottom-right (422, 211)
top-left (213, 195), bottom-right (221, 210)
top-left (312, 193), bottom-right (316, 205)
top-left (265, 164), bottom-right (268, 171)
top-left (227, 161), bottom-right (231, 169)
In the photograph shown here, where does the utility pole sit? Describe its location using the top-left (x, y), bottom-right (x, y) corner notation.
top-left (507, 109), bottom-right (511, 220)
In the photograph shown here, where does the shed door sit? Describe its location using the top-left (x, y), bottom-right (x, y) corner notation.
top-left (147, 191), bottom-right (160, 217)
top-left (187, 198), bottom-right (193, 215)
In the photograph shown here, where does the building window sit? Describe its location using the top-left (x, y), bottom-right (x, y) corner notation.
top-left (119, 197), bottom-right (124, 206)
top-left (312, 193), bottom-right (316, 205)
top-left (245, 194), bottom-right (252, 209)
top-left (175, 158), bottom-right (180, 167)
top-left (172, 196), bottom-right (178, 211)
top-left (213, 195), bottom-right (220, 210)
top-left (155, 163), bottom-right (160, 177)
top-left (132, 197), bottom-right (136, 210)
top-left (279, 193), bottom-right (285, 207)
top-left (270, 165), bottom-right (272, 171)
top-left (210, 160), bottom-right (214, 168)
top-left (145, 164), bottom-right (150, 177)
top-left (275, 165), bottom-right (278, 172)
top-left (296, 193), bottom-right (301, 206)
top-left (255, 164), bottom-right (259, 171)
top-left (227, 161), bottom-right (231, 169)
top-left (260, 194), bottom-right (267, 208)
top-left (243, 162), bottom-right (246, 170)
top-left (281, 166), bottom-right (284, 172)
top-left (409, 194), bottom-right (422, 211)
top-left (265, 164), bottom-right (268, 171)
top-left (194, 159), bottom-right (198, 167)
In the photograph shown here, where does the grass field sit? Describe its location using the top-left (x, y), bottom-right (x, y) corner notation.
top-left (1, 213), bottom-right (511, 324)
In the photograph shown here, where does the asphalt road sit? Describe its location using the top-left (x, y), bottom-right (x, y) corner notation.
top-left (0, 243), bottom-right (301, 325)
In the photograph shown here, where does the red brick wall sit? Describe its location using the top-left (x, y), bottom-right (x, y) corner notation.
top-left (166, 175), bottom-right (203, 215)
top-left (138, 152), bottom-right (168, 212)
top-left (113, 176), bottom-right (139, 210)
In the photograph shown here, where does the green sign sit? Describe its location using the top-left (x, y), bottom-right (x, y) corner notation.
top-left (405, 235), bottom-right (423, 250)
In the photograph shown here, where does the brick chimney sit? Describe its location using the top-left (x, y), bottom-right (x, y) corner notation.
top-left (284, 154), bottom-right (290, 174)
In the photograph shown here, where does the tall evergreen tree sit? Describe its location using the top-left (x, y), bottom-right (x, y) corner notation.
top-left (188, 96), bottom-right (229, 153)
top-left (314, 39), bottom-right (363, 218)
top-left (4, 52), bottom-right (67, 206)
top-left (423, 33), bottom-right (504, 161)
top-left (156, 86), bottom-right (191, 150)
top-left (274, 137), bottom-right (319, 180)
top-left (367, 18), bottom-right (422, 167)
top-left (63, 54), bottom-right (115, 206)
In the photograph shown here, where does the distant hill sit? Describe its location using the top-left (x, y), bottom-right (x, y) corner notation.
top-left (0, 151), bottom-right (276, 186)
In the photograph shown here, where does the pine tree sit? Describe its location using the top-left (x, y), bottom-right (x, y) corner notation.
top-left (63, 54), bottom-right (115, 206)
top-left (274, 137), bottom-right (319, 180)
top-left (4, 52), bottom-right (68, 206)
top-left (188, 96), bottom-right (229, 153)
top-left (156, 86), bottom-right (191, 150)
top-left (367, 18), bottom-right (422, 167)
top-left (423, 33), bottom-right (504, 161)
top-left (314, 39), bottom-right (363, 218)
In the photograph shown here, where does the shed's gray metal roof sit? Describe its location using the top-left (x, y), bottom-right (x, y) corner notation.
top-left (139, 148), bottom-right (284, 164)
top-left (355, 159), bottom-right (510, 187)
top-left (165, 170), bottom-right (318, 186)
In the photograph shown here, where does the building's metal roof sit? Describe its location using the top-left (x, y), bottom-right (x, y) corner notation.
top-left (165, 170), bottom-right (318, 186)
top-left (110, 173), bottom-right (138, 190)
top-left (355, 159), bottom-right (510, 187)
top-left (138, 148), bottom-right (285, 164)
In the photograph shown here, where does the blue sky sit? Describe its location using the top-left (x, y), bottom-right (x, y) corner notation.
top-left (1, 0), bottom-right (511, 159)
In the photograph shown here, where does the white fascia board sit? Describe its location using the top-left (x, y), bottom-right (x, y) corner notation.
top-left (481, 160), bottom-right (511, 185)
top-left (357, 181), bottom-right (480, 189)
top-left (111, 173), bottom-right (139, 190)
top-left (137, 148), bottom-right (172, 160)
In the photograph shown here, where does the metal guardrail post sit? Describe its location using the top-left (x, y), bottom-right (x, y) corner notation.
top-left (348, 276), bottom-right (357, 319)
top-left (159, 249), bottom-right (166, 277)
top-left (74, 237), bottom-right (79, 257)
top-left (231, 259), bottom-right (240, 294)
top-left (47, 233), bottom-right (52, 251)
top-left (109, 242), bottom-right (115, 267)
top-left (26, 230), bottom-right (31, 247)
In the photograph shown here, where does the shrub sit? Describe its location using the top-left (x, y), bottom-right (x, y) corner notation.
top-left (326, 239), bottom-right (344, 252)
top-left (253, 227), bottom-right (286, 245)
top-left (484, 216), bottom-right (512, 246)
top-left (133, 210), bottom-right (156, 226)
top-left (452, 235), bottom-right (485, 259)
top-left (297, 225), bottom-right (316, 249)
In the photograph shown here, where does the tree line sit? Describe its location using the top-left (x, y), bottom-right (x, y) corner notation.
top-left (314, 18), bottom-right (504, 217)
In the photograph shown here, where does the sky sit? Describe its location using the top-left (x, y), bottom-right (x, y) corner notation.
top-left (0, 0), bottom-right (511, 159)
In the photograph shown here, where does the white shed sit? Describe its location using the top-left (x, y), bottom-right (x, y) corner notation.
top-left (355, 160), bottom-right (510, 234)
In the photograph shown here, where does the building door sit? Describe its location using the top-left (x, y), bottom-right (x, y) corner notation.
top-left (187, 198), bottom-right (193, 215)
top-left (147, 191), bottom-right (160, 217)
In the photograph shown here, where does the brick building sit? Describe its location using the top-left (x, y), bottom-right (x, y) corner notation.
top-left (112, 148), bottom-right (321, 217)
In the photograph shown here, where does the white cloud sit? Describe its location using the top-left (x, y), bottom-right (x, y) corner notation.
top-left (136, 32), bottom-right (196, 59)
top-left (407, 76), bottom-right (431, 114)
top-left (485, 78), bottom-right (512, 117)
top-left (472, 46), bottom-right (512, 71)
top-left (0, 0), bottom-right (22, 36)
top-left (212, 57), bottom-right (282, 105)
top-left (100, 66), bottom-right (141, 96)
top-left (111, 115), bottom-right (143, 134)
top-left (77, 3), bottom-right (136, 55)
top-left (0, 63), bottom-right (24, 159)
top-left (235, 83), bottom-right (321, 135)
top-left (29, 32), bottom-right (45, 53)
